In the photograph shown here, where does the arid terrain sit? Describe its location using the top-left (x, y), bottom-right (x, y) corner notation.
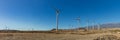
top-left (0, 28), bottom-right (120, 40)
top-left (0, 33), bottom-right (119, 40)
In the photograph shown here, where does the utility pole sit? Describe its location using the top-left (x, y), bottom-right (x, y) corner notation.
top-left (5, 25), bottom-right (8, 33)
top-left (68, 24), bottom-right (73, 32)
top-left (5, 25), bottom-right (8, 30)
top-left (75, 17), bottom-right (81, 30)
top-left (73, 17), bottom-right (80, 32)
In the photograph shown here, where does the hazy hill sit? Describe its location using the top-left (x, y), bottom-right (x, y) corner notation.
top-left (87, 23), bottom-right (120, 29)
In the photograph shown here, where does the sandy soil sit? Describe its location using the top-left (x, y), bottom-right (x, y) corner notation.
top-left (0, 32), bottom-right (119, 40)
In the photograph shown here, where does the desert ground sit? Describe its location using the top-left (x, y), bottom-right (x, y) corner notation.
top-left (0, 33), bottom-right (119, 40)
top-left (0, 28), bottom-right (120, 40)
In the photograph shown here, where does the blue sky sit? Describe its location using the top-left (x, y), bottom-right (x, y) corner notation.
top-left (0, 0), bottom-right (120, 30)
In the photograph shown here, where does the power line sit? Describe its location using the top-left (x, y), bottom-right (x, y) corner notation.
top-left (75, 17), bottom-right (80, 28)
top-left (5, 25), bottom-right (8, 30)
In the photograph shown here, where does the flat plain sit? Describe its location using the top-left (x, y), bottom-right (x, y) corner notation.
top-left (0, 28), bottom-right (120, 40)
top-left (0, 33), bottom-right (119, 40)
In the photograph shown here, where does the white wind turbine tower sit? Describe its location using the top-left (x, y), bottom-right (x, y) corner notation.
top-left (92, 21), bottom-right (95, 30)
top-left (97, 23), bottom-right (101, 30)
top-left (97, 18), bottom-right (101, 30)
top-left (86, 19), bottom-right (89, 31)
top-left (31, 28), bottom-right (34, 31)
top-left (54, 8), bottom-right (60, 32)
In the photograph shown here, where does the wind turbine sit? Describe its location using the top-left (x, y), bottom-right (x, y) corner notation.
top-left (92, 21), bottom-right (95, 30)
top-left (86, 19), bottom-right (89, 31)
top-left (55, 8), bottom-right (60, 32)
top-left (31, 28), bottom-right (34, 31)
top-left (97, 23), bottom-right (101, 30)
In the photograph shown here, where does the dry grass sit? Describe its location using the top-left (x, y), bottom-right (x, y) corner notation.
top-left (94, 35), bottom-right (120, 40)
top-left (0, 28), bottom-right (119, 40)
top-left (0, 32), bottom-right (117, 40)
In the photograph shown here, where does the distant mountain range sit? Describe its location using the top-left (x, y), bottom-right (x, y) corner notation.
top-left (0, 23), bottom-right (120, 32)
top-left (51, 23), bottom-right (120, 31)
top-left (100, 23), bottom-right (120, 28)
top-left (87, 23), bottom-right (120, 29)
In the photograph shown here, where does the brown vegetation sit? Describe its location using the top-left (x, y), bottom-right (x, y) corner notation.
top-left (0, 28), bottom-right (119, 40)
